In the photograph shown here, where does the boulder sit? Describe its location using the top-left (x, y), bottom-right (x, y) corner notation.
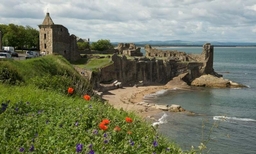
top-left (191, 74), bottom-right (246, 88)
top-left (154, 104), bottom-right (169, 111)
top-left (169, 104), bottom-right (186, 112)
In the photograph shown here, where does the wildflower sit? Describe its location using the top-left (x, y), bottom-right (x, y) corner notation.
top-left (76, 143), bottom-right (83, 152)
top-left (75, 121), bottom-right (79, 126)
top-left (83, 94), bottom-right (91, 101)
top-left (125, 117), bottom-right (133, 123)
top-left (102, 119), bottom-right (110, 125)
top-left (114, 126), bottom-right (121, 132)
top-left (153, 140), bottom-right (158, 147)
top-left (89, 149), bottom-right (95, 154)
top-left (104, 140), bottom-right (109, 144)
top-left (19, 147), bottom-right (25, 152)
top-left (130, 140), bottom-right (135, 146)
top-left (127, 131), bottom-right (132, 135)
top-left (103, 133), bottom-right (107, 138)
top-left (15, 107), bottom-right (19, 112)
top-left (68, 87), bottom-right (74, 94)
top-left (99, 122), bottom-right (108, 131)
top-left (29, 145), bottom-right (34, 152)
top-left (92, 129), bottom-right (98, 135)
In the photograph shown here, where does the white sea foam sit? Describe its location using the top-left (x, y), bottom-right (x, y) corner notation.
top-left (154, 89), bottom-right (169, 95)
top-left (152, 112), bottom-right (168, 127)
top-left (143, 89), bottom-right (169, 101)
top-left (213, 116), bottom-right (256, 122)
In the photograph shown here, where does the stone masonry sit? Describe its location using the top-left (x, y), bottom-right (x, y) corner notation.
top-left (115, 43), bottom-right (143, 56)
top-left (38, 13), bottom-right (80, 61)
top-left (92, 43), bottom-right (216, 87)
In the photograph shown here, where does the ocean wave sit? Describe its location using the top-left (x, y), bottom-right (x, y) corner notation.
top-left (143, 89), bottom-right (169, 100)
top-left (213, 116), bottom-right (256, 122)
top-left (152, 112), bottom-right (168, 127)
top-left (153, 89), bottom-right (169, 95)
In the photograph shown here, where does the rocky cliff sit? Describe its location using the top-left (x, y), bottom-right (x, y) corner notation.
top-left (92, 43), bottom-right (218, 88)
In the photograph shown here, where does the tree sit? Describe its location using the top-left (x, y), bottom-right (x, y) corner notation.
top-left (24, 26), bottom-right (39, 49)
top-left (1, 24), bottom-right (39, 49)
top-left (90, 39), bottom-right (113, 51)
top-left (77, 41), bottom-right (90, 50)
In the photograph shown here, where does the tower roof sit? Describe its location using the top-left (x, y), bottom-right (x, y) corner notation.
top-left (42, 12), bottom-right (54, 25)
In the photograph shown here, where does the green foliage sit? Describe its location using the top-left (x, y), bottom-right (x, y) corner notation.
top-left (0, 24), bottom-right (39, 49)
top-left (0, 62), bottom-right (24, 85)
top-left (90, 39), bottom-right (113, 51)
top-left (84, 57), bottom-right (113, 71)
top-left (0, 85), bottom-right (188, 153)
top-left (0, 55), bottom-right (92, 96)
top-left (77, 41), bottom-right (90, 50)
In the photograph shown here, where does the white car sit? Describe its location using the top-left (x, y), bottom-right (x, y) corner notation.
top-left (25, 51), bottom-right (39, 59)
top-left (0, 52), bottom-right (12, 59)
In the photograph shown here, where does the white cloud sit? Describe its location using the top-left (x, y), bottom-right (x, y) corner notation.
top-left (0, 0), bottom-right (256, 42)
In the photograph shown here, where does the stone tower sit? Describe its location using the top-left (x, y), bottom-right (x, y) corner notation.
top-left (202, 43), bottom-right (214, 74)
top-left (38, 12), bottom-right (80, 61)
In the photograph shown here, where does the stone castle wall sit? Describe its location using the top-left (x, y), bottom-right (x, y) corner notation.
top-left (39, 13), bottom-right (80, 61)
top-left (93, 43), bottom-right (214, 87)
top-left (116, 43), bottom-right (143, 56)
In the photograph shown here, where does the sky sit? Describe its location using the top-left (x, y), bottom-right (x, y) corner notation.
top-left (0, 0), bottom-right (256, 43)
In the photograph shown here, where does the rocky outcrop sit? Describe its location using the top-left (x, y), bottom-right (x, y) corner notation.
top-left (191, 74), bottom-right (246, 88)
top-left (137, 102), bottom-right (186, 112)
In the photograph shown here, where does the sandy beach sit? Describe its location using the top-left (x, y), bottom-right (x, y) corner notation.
top-left (102, 74), bottom-right (191, 119)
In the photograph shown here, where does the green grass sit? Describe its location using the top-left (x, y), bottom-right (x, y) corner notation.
top-left (0, 55), bottom-right (199, 153)
top-left (0, 55), bottom-right (92, 96)
top-left (84, 57), bottom-right (113, 71)
top-left (0, 84), bottom-right (191, 153)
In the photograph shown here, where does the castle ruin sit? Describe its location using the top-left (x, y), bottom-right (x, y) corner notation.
top-left (92, 43), bottom-right (216, 88)
top-left (115, 43), bottom-right (143, 56)
top-left (38, 13), bottom-right (80, 61)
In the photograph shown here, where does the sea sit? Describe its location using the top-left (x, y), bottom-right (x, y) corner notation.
top-left (141, 46), bottom-right (256, 154)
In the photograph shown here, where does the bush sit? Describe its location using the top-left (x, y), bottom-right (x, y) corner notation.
top-left (90, 39), bottom-right (113, 51)
top-left (0, 63), bottom-right (24, 85)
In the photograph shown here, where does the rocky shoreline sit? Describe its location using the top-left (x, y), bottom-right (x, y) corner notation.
top-left (101, 73), bottom-right (246, 120)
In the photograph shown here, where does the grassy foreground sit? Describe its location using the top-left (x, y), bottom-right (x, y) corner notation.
top-left (0, 55), bottom-right (197, 153)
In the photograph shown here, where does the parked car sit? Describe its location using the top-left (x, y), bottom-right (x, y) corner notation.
top-left (0, 52), bottom-right (12, 59)
top-left (0, 50), bottom-right (19, 57)
top-left (25, 51), bottom-right (39, 59)
top-left (2, 46), bottom-right (19, 57)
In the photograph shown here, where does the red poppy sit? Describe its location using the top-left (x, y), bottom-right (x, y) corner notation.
top-left (102, 119), bottom-right (110, 125)
top-left (125, 117), bottom-right (133, 123)
top-left (99, 122), bottom-right (108, 131)
top-left (68, 87), bottom-right (74, 94)
top-left (114, 126), bottom-right (121, 132)
top-left (127, 131), bottom-right (132, 135)
top-left (83, 94), bottom-right (91, 101)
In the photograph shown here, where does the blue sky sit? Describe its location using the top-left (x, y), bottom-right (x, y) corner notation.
top-left (0, 0), bottom-right (256, 43)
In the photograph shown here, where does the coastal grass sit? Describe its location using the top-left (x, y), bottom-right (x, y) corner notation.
top-left (83, 57), bottom-right (113, 71)
top-left (0, 55), bottom-right (198, 153)
top-left (0, 55), bottom-right (92, 96)
top-left (0, 84), bottom-right (190, 153)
